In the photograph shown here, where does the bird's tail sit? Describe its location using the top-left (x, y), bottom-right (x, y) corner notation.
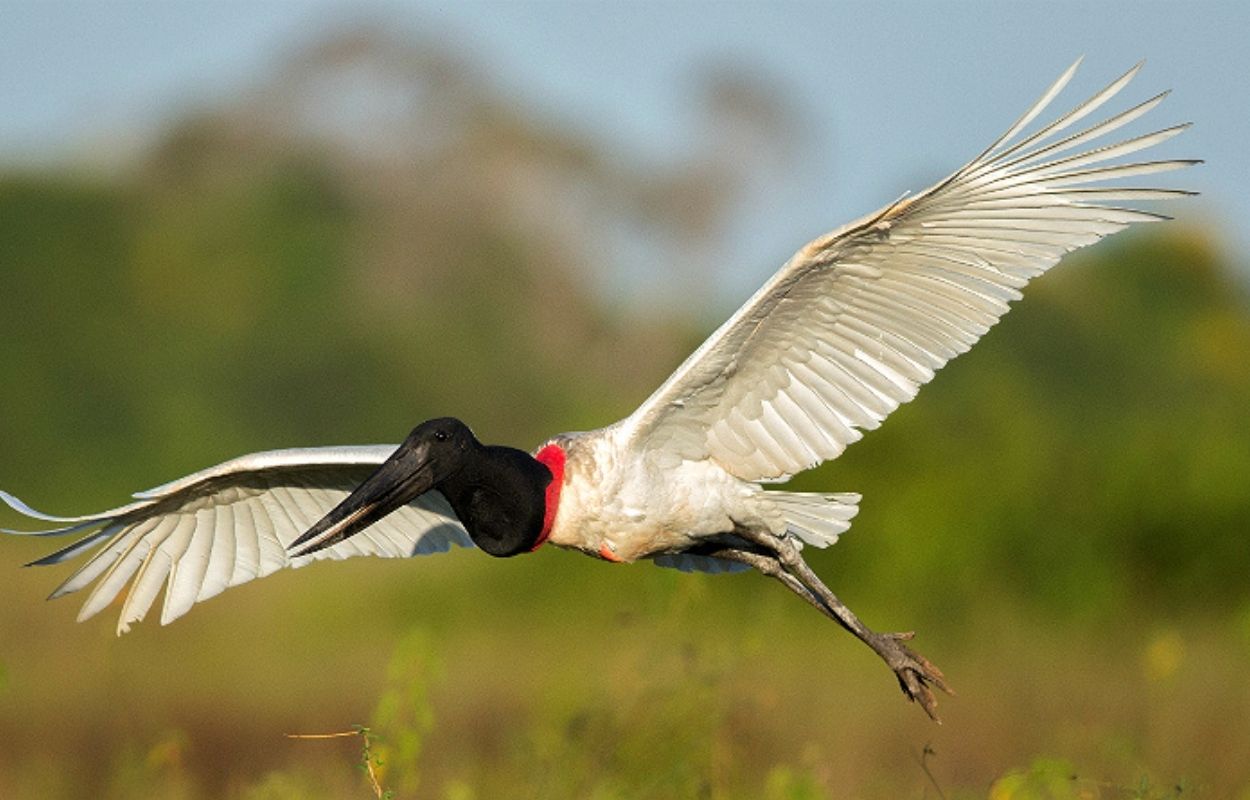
top-left (768, 491), bottom-right (860, 548)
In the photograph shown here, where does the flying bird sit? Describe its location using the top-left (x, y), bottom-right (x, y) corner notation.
top-left (2, 60), bottom-right (1196, 720)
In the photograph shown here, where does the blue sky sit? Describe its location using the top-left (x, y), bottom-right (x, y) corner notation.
top-left (2, 1), bottom-right (1245, 305)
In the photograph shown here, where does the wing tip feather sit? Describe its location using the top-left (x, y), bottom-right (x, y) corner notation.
top-left (1, 490), bottom-right (70, 523)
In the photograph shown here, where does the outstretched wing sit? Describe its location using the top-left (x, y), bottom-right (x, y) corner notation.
top-left (2, 446), bottom-right (472, 634)
top-left (618, 60), bottom-right (1197, 482)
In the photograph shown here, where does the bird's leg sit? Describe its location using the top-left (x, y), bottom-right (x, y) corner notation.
top-left (702, 547), bottom-right (835, 620)
top-left (732, 528), bottom-right (952, 721)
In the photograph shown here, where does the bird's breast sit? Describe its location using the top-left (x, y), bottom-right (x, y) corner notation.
top-left (539, 428), bottom-right (755, 562)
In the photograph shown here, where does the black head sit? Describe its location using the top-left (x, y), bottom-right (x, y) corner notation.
top-left (403, 417), bottom-right (479, 469)
top-left (288, 417), bottom-right (482, 557)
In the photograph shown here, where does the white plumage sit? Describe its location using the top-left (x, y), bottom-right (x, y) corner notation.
top-left (3, 60), bottom-right (1194, 716)
top-left (4, 447), bottom-right (470, 633)
top-left (619, 60), bottom-right (1191, 482)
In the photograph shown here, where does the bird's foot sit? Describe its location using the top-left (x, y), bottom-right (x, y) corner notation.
top-left (867, 631), bottom-right (952, 722)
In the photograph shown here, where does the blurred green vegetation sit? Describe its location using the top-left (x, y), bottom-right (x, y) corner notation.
top-left (1, 31), bottom-right (1247, 800)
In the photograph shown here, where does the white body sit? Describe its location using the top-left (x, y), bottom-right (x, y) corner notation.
top-left (543, 425), bottom-right (855, 563)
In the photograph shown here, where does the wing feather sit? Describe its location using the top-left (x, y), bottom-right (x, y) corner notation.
top-left (163, 509), bottom-right (214, 623)
top-left (197, 502), bottom-right (236, 603)
top-left (3, 446), bottom-right (473, 633)
top-left (229, 500), bottom-right (261, 588)
top-left (618, 60), bottom-right (1196, 481)
top-left (86, 516), bottom-right (178, 624)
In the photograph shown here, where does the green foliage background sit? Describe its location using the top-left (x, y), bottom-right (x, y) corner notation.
top-left (1, 32), bottom-right (1247, 799)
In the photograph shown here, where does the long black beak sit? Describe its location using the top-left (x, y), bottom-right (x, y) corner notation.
top-left (287, 439), bottom-right (443, 558)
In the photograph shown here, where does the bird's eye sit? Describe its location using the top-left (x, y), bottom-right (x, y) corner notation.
top-left (435, 430), bottom-right (450, 442)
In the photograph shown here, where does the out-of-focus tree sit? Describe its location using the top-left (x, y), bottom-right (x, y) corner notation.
top-left (1, 26), bottom-right (1245, 623)
top-left (1, 27), bottom-right (768, 506)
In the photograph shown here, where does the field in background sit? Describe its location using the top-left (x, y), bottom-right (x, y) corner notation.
top-left (1, 30), bottom-right (1247, 799)
top-left (1, 544), bottom-right (1246, 798)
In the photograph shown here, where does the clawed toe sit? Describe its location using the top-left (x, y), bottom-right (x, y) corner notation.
top-left (724, 538), bottom-right (955, 721)
top-left (871, 632), bottom-right (952, 722)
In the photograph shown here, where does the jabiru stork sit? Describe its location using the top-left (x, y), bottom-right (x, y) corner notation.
top-left (2, 60), bottom-right (1196, 720)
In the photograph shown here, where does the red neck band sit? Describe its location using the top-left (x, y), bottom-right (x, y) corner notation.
top-left (532, 444), bottom-right (565, 551)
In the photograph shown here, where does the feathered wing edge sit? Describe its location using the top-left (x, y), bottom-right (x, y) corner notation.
top-left (2, 447), bottom-right (473, 633)
top-left (616, 59), bottom-right (1198, 483)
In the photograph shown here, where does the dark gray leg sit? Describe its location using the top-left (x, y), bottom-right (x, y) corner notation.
top-left (720, 530), bottom-right (952, 722)
top-left (702, 547), bottom-right (834, 619)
